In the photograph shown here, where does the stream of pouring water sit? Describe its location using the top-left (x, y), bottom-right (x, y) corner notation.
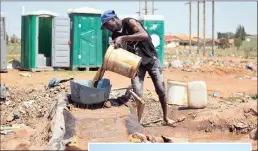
top-left (91, 67), bottom-right (105, 88)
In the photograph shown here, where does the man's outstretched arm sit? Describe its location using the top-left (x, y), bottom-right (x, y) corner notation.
top-left (113, 19), bottom-right (149, 48)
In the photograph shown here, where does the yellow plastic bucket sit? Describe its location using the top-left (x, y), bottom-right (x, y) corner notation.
top-left (103, 45), bottom-right (142, 78)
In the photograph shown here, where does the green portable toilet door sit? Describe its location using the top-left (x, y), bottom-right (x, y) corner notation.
top-left (21, 15), bottom-right (37, 69)
top-left (76, 16), bottom-right (101, 67)
top-left (143, 21), bottom-right (164, 65)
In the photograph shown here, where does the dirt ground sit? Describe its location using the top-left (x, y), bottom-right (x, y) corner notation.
top-left (1, 64), bottom-right (256, 97)
top-left (0, 57), bottom-right (257, 150)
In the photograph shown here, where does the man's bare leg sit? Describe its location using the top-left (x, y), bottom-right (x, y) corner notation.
top-left (159, 94), bottom-right (176, 125)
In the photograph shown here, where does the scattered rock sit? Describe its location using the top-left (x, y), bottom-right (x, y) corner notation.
top-left (241, 99), bottom-right (248, 103)
top-left (234, 92), bottom-right (245, 97)
top-left (129, 133), bottom-right (148, 143)
top-left (5, 101), bottom-right (12, 106)
top-left (192, 114), bottom-right (197, 119)
top-left (60, 85), bottom-right (65, 89)
top-left (234, 122), bottom-right (248, 129)
top-left (19, 72), bottom-right (31, 77)
top-left (182, 68), bottom-right (192, 72)
top-left (246, 65), bottom-right (253, 71)
top-left (104, 101), bottom-right (112, 108)
top-left (0, 84), bottom-right (8, 99)
top-left (0, 130), bottom-right (13, 135)
top-left (146, 135), bottom-right (159, 143)
top-left (23, 100), bottom-right (35, 108)
top-left (161, 135), bottom-right (173, 143)
top-left (244, 108), bottom-right (250, 113)
top-left (236, 98), bottom-right (243, 103)
top-left (208, 119), bottom-right (214, 124)
top-left (250, 128), bottom-right (257, 140)
top-left (177, 116), bottom-right (186, 122)
top-left (7, 113), bottom-right (14, 122)
top-left (13, 110), bottom-right (21, 119)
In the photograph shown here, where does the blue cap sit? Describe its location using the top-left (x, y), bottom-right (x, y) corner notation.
top-left (101, 10), bottom-right (117, 29)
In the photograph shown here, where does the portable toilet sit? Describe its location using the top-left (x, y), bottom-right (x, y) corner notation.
top-left (68, 7), bottom-right (104, 70)
top-left (139, 15), bottom-right (165, 66)
top-left (102, 29), bottom-right (111, 58)
top-left (21, 11), bottom-right (71, 71)
top-left (0, 12), bottom-right (7, 73)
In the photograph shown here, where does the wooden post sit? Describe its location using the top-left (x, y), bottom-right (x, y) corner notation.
top-left (203, 0), bottom-right (206, 56)
top-left (145, 0), bottom-right (148, 15)
top-left (189, 0), bottom-right (192, 54)
top-left (152, 0), bottom-right (154, 15)
top-left (197, 1), bottom-right (200, 54)
top-left (139, 1), bottom-right (141, 16)
top-left (212, 1), bottom-right (215, 56)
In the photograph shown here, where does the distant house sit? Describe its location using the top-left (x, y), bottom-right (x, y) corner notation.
top-left (165, 35), bottom-right (180, 47)
top-left (165, 34), bottom-right (198, 49)
top-left (206, 39), bottom-right (220, 49)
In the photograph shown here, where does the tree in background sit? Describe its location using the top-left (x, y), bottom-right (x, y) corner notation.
top-left (234, 25), bottom-right (246, 50)
top-left (234, 38), bottom-right (242, 50)
top-left (217, 32), bottom-right (234, 39)
top-left (235, 25), bottom-right (246, 41)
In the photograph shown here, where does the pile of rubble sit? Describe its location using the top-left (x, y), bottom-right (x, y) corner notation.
top-left (0, 83), bottom-right (70, 126)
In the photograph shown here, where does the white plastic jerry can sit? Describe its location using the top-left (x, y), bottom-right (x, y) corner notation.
top-left (187, 81), bottom-right (208, 109)
top-left (167, 80), bottom-right (188, 106)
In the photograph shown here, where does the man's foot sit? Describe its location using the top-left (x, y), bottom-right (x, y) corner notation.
top-left (163, 118), bottom-right (177, 127)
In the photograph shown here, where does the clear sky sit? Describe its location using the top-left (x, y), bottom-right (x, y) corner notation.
top-left (89, 143), bottom-right (252, 151)
top-left (1, 1), bottom-right (257, 38)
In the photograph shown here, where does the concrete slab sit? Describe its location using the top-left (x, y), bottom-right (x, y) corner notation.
top-left (70, 106), bottom-right (132, 150)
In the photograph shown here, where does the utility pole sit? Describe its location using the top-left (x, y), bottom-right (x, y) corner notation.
top-left (203, 0), bottom-right (206, 56)
top-left (189, 0), bottom-right (192, 54)
top-left (145, 0), bottom-right (148, 15)
top-left (212, 1), bottom-right (215, 56)
top-left (185, 1), bottom-right (192, 54)
top-left (152, 0), bottom-right (154, 15)
top-left (138, 1), bottom-right (141, 16)
top-left (151, 0), bottom-right (158, 15)
top-left (197, 1), bottom-right (200, 54)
